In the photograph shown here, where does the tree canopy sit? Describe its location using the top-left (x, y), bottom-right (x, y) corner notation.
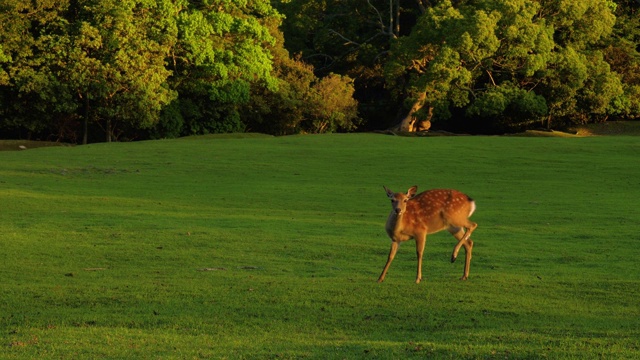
top-left (0, 0), bottom-right (638, 142)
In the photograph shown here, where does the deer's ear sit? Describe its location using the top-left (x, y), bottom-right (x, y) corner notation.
top-left (383, 186), bottom-right (394, 198)
top-left (407, 186), bottom-right (418, 198)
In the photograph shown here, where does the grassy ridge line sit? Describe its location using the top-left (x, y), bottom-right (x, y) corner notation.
top-left (1, 134), bottom-right (639, 358)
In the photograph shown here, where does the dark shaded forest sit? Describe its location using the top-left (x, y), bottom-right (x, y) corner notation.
top-left (1, 0), bottom-right (638, 143)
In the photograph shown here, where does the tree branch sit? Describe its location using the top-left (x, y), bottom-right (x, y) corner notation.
top-left (328, 29), bottom-right (360, 46)
top-left (486, 69), bottom-right (497, 86)
top-left (366, 0), bottom-right (386, 33)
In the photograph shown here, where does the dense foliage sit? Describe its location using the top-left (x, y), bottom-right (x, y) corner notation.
top-left (0, 0), bottom-right (638, 141)
top-left (279, 0), bottom-right (640, 133)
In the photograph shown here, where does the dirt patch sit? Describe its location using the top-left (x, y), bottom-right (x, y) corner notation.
top-left (0, 140), bottom-right (72, 151)
top-left (571, 121), bottom-right (640, 136)
top-left (511, 130), bottom-right (582, 137)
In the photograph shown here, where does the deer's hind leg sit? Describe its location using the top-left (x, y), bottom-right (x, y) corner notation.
top-left (448, 226), bottom-right (474, 280)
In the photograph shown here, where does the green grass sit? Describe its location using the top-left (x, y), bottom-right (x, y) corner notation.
top-left (1, 134), bottom-right (639, 359)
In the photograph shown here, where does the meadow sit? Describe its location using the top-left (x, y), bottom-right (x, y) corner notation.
top-left (1, 133), bottom-right (639, 359)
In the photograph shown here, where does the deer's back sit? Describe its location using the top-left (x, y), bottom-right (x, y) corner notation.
top-left (406, 189), bottom-right (473, 233)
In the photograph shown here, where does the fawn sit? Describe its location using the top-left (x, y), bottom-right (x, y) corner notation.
top-left (378, 186), bottom-right (477, 283)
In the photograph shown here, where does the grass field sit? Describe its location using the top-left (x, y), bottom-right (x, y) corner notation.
top-left (1, 133), bottom-right (639, 359)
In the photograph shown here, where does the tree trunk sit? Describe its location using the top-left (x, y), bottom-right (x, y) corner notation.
top-left (106, 118), bottom-right (112, 143)
top-left (389, 0), bottom-right (394, 39)
top-left (83, 94), bottom-right (89, 145)
top-left (546, 114), bottom-right (551, 130)
top-left (394, 0), bottom-right (400, 37)
top-left (389, 91), bottom-right (428, 132)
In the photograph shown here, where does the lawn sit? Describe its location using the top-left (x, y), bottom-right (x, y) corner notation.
top-left (1, 133), bottom-right (639, 359)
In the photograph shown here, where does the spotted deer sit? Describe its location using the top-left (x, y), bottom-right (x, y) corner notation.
top-left (378, 186), bottom-right (477, 284)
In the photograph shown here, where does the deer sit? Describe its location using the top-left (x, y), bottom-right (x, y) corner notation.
top-left (378, 186), bottom-right (477, 284)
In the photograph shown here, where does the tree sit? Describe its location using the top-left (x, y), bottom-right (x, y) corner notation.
top-left (1, 0), bottom-right (305, 141)
top-left (0, 0), bottom-right (179, 142)
top-left (66, 0), bottom-right (179, 142)
top-left (0, 0), bottom-right (76, 139)
top-left (602, 0), bottom-right (640, 120)
top-left (241, 26), bottom-right (360, 135)
top-left (386, 0), bottom-right (547, 131)
top-left (302, 73), bottom-right (360, 133)
top-left (384, 0), bottom-right (622, 133)
top-left (159, 0), bottom-right (281, 136)
top-left (536, 0), bottom-right (621, 127)
top-left (276, 0), bottom-right (423, 130)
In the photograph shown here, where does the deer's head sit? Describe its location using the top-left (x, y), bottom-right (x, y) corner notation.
top-left (384, 186), bottom-right (418, 215)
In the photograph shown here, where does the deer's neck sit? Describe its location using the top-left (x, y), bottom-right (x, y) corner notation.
top-left (386, 210), bottom-right (407, 233)
top-left (386, 210), bottom-right (415, 242)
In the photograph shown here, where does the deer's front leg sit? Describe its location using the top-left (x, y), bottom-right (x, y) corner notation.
top-left (415, 234), bottom-right (426, 284)
top-left (378, 241), bottom-right (399, 283)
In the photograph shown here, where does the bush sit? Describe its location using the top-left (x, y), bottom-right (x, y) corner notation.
top-left (466, 82), bottom-right (548, 130)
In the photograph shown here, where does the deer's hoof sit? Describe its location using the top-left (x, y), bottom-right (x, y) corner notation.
top-left (451, 255), bottom-right (457, 263)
